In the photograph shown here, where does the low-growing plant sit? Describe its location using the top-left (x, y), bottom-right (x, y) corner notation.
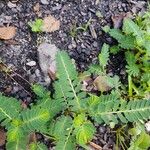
top-left (0, 50), bottom-right (150, 149)
top-left (103, 14), bottom-right (150, 99)
top-left (88, 43), bottom-right (121, 93)
top-left (28, 19), bottom-right (43, 32)
top-left (70, 19), bottom-right (91, 38)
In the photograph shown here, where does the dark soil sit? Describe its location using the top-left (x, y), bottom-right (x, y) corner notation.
top-left (0, 0), bottom-right (148, 149)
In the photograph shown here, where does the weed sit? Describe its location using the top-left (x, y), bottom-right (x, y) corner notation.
top-left (103, 14), bottom-right (150, 99)
top-left (70, 19), bottom-right (91, 38)
top-left (28, 19), bottom-right (43, 32)
top-left (0, 51), bottom-right (150, 149)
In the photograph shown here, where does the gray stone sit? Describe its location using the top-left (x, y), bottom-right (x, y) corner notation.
top-left (40, 0), bottom-right (49, 5)
top-left (26, 61), bottom-right (36, 67)
top-left (7, 2), bottom-right (17, 8)
top-left (37, 42), bottom-right (58, 84)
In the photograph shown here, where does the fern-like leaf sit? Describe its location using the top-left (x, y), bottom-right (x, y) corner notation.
top-left (98, 43), bottom-right (109, 71)
top-left (55, 135), bottom-right (76, 150)
top-left (88, 64), bottom-right (102, 75)
top-left (50, 116), bottom-right (76, 150)
top-left (74, 122), bottom-right (95, 145)
top-left (123, 18), bottom-right (144, 46)
top-left (21, 107), bottom-right (50, 133)
top-left (0, 95), bottom-right (21, 126)
top-left (29, 142), bottom-right (48, 150)
top-left (109, 29), bottom-right (135, 49)
top-left (123, 18), bottom-right (140, 35)
top-left (32, 84), bottom-right (50, 99)
top-left (6, 126), bottom-right (27, 150)
top-left (90, 99), bottom-right (150, 125)
top-left (118, 35), bottom-right (135, 49)
top-left (109, 28), bottom-right (124, 41)
top-left (125, 51), bottom-right (140, 77)
top-left (73, 114), bottom-right (95, 145)
top-left (56, 51), bottom-right (87, 111)
top-left (49, 116), bottom-right (73, 140)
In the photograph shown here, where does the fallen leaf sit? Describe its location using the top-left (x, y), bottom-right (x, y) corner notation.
top-left (0, 26), bottom-right (16, 40)
top-left (93, 75), bottom-right (111, 92)
top-left (33, 3), bottom-right (40, 12)
top-left (0, 128), bottom-right (6, 146)
top-left (48, 69), bottom-right (56, 81)
top-left (89, 141), bottom-right (102, 150)
top-left (33, 3), bottom-right (41, 16)
top-left (111, 14), bottom-right (125, 29)
top-left (4, 39), bottom-right (19, 45)
top-left (21, 101), bottom-right (27, 109)
top-left (42, 15), bottom-right (60, 32)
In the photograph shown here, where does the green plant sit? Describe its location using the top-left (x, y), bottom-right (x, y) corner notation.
top-left (128, 124), bottom-right (150, 150)
top-left (1, 51), bottom-right (150, 149)
top-left (70, 19), bottom-right (91, 37)
top-left (114, 125), bottom-right (129, 150)
top-left (28, 19), bottom-right (43, 32)
top-left (104, 16), bottom-right (150, 98)
top-left (88, 43), bottom-right (121, 93)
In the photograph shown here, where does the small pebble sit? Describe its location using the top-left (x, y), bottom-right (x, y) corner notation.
top-left (26, 61), bottom-right (36, 67)
top-left (40, 0), bottom-right (49, 5)
top-left (7, 2), bottom-right (16, 8)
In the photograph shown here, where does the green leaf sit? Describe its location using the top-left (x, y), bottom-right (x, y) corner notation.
top-left (50, 116), bottom-right (73, 140)
top-left (125, 51), bottom-right (140, 77)
top-left (28, 19), bottom-right (43, 32)
top-left (56, 51), bottom-right (87, 111)
top-left (109, 29), bottom-right (124, 41)
top-left (6, 126), bottom-right (27, 150)
top-left (29, 142), bottom-right (48, 150)
top-left (74, 121), bottom-right (95, 145)
top-left (123, 18), bottom-right (144, 47)
top-left (123, 18), bottom-right (140, 35)
top-left (129, 132), bottom-right (150, 150)
top-left (0, 95), bottom-right (21, 126)
top-left (109, 29), bottom-right (135, 49)
top-left (90, 99), bottom-right (150, 125)
top-left (21, 107), bottom-right (50, 132)
top-left (32, 84), bottom-right (50, 100)
top-left (88, 64), bottom-right (102, 75)
top-left (110, 45), bottom-right (120, 54)
top-left (73, 114), bottom-right (86, 127)
top-left (98, 43), bottom-right (110, 70)
top-left (50, 116), bottom-right (75, 150)
top-left (107, 75), bottom-right (121, 90)
top-left (118, 35), bottom-right (135, 49)
top-left (102, 25), bottom-right (110, 33)
top-left (55, 135), bottom-right (76, 150)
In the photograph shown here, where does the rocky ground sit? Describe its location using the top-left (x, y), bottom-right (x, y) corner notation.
top-left (0, 0), bottom-right (148, 149)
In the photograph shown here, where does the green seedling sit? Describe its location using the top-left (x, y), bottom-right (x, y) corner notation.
top-left (28, 19), bottom-right (43, 32)
top-left (70, 19), bottom-right (91, 37)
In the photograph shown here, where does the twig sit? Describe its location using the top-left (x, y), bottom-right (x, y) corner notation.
top-left (89, 141), bottom-right (102, 150)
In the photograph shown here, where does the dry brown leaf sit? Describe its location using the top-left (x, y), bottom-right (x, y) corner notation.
top-left (93, 75), bottom-right (111, 92)
top-left (48, 69), bottom-right (56, 81)
top-left (4, 39), bottom-right (19, 45)
top-left (0, 26), bottom-right (16, 40)
top-left (42, 15), bottom-right (60, 33)
top-left (33, 3), bottom-right (41, 16)
top-left (0, 128), bottom-right (6, 146)
top-left (33, 3), bottom-right (40, 12)
top-left (111, 13), bottom-right (125, 29)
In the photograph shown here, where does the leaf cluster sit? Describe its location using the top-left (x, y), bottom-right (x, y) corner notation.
top-left (28, 19), bottom-right (43, 32)
top-left (0, 49), bottom-right (150, 149)
top-left (103, 15), bottom-right (150, 98)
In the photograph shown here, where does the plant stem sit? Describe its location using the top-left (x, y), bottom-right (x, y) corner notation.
top-left (128, 75), bottom-right (133, 97)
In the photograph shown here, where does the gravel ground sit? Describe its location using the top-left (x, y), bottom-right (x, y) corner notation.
top-left (0, 0), bottom-right (148, 149)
